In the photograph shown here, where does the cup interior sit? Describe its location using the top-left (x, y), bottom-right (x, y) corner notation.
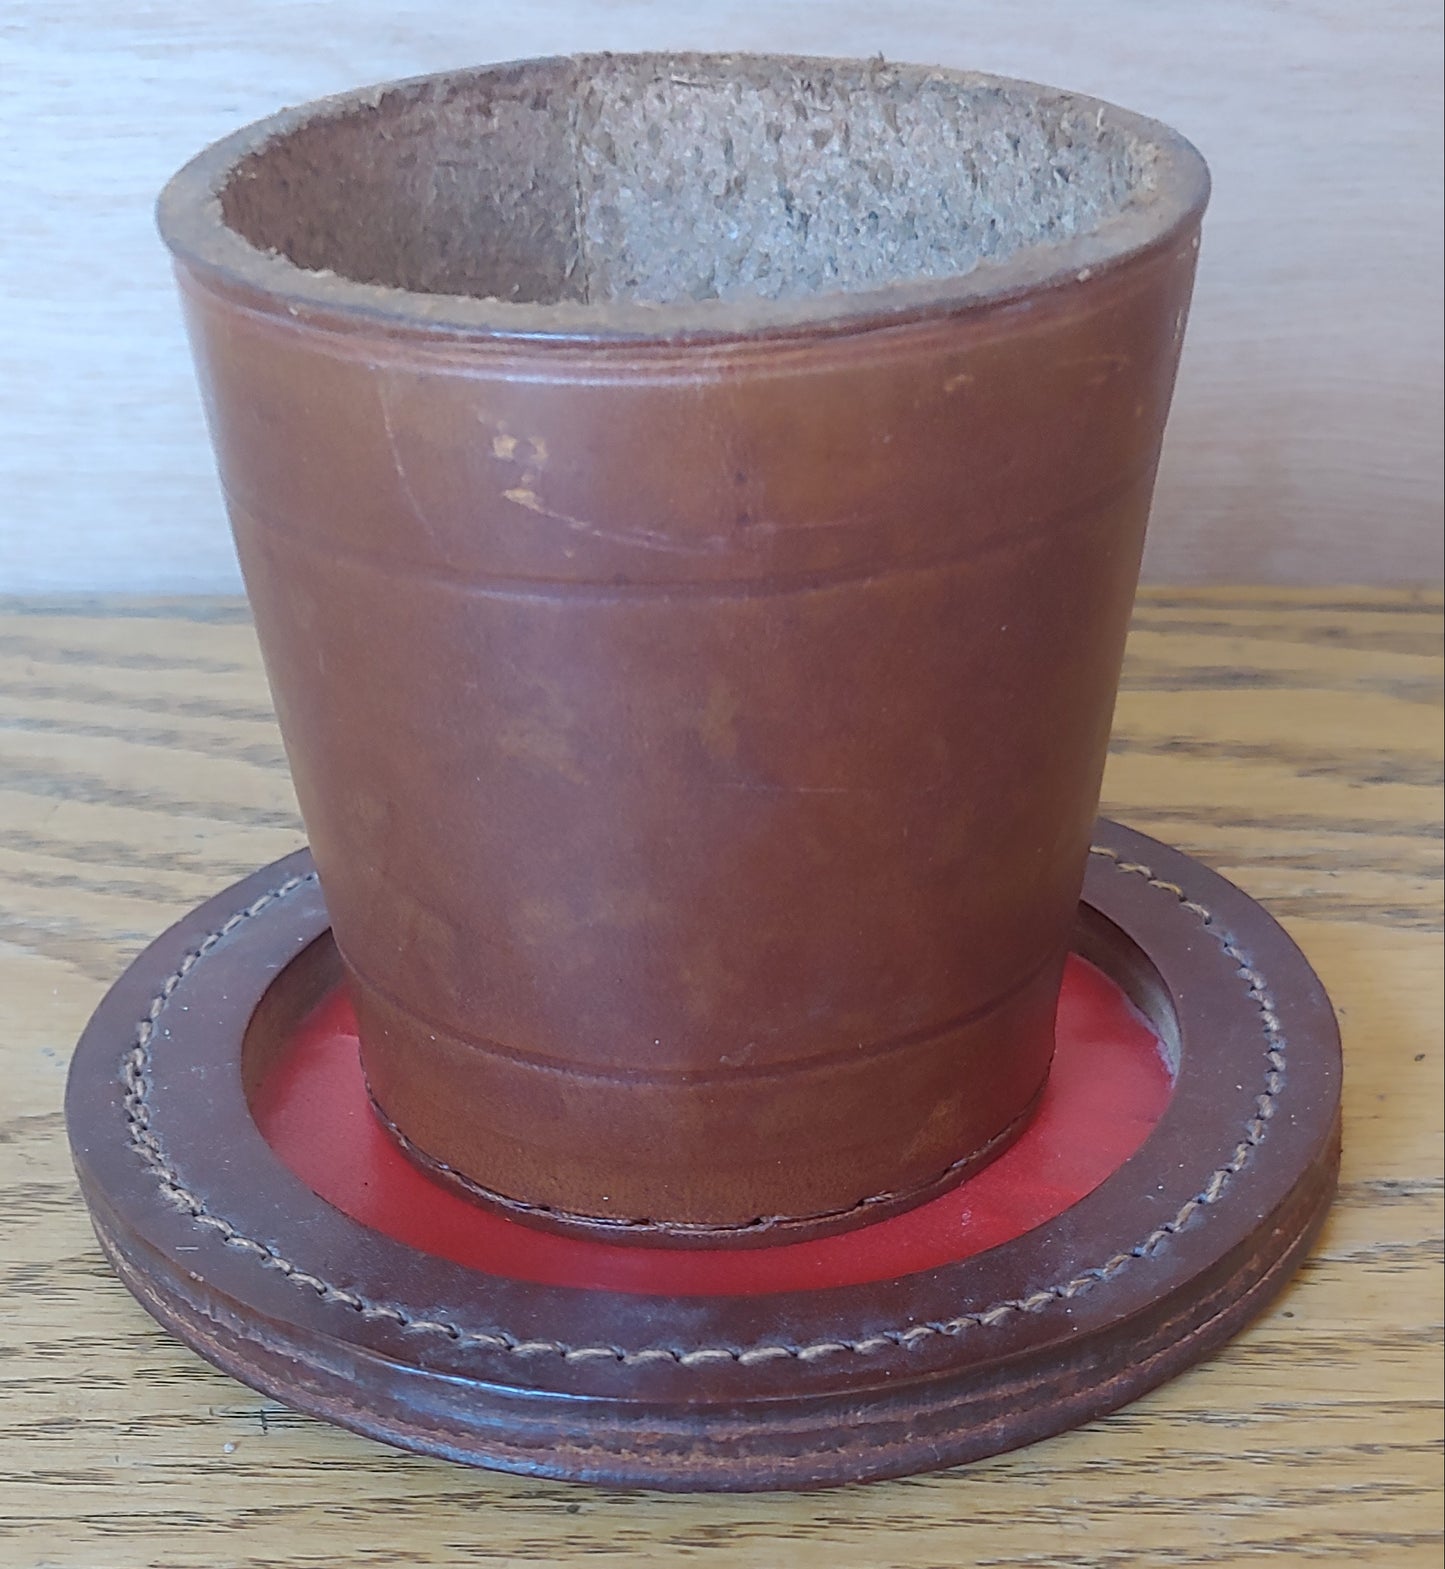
top-left (215, 56), bottom-right (1166, 311)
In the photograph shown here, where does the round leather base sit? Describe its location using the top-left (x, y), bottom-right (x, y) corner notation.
top-left (66, 820), bottom-right (1341, 1491)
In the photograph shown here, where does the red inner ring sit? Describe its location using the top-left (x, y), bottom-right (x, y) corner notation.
top-left (251, 954), bottom-right (1171, 1297)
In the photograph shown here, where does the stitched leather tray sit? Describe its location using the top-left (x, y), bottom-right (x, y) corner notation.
top-left (66, 819), bottom-right (1340, 1490)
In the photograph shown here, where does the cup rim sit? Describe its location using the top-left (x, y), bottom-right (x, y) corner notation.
top-left (157, 53), bottom-right (1210, 346)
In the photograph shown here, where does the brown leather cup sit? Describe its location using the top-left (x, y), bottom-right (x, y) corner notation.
top-left (159, 55), bottom-right (1208, 1245)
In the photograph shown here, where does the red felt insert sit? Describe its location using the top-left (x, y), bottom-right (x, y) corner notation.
top-left (251, 954), bottom-right (1171, 1297)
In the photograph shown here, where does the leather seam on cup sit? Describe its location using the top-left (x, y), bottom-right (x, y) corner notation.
top-left (118, 846), bottom-right (1288, 1366)
top-left (361, 1075), bottom-right (1047, 1239)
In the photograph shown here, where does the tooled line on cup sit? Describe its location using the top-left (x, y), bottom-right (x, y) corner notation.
top-left (118, 849), bottom-right (1287, 1366)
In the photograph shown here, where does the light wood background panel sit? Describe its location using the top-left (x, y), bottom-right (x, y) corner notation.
top-left (2, 2), bottom-right (1442, 591)
top-left (0, 589), bottom-right (1440, 1565)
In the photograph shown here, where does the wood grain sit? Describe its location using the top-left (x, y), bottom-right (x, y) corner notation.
top-left (2, 2), bottom-right (1443, 592)
top-left (0, 588), bottom-right (1441, 1566)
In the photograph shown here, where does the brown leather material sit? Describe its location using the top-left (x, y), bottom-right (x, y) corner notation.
top-left (158, 56), bottom-right (1209, 1238)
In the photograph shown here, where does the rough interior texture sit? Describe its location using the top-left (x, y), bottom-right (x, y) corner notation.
top-left (219, 56), bottom-right (1158, 308)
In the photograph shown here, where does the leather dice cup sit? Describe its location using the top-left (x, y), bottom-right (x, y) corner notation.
top-left (162, 55), bottom-right (1206, 1242)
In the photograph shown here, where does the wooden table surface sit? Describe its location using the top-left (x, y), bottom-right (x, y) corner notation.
top-left (0, 587), bottom-right (1440, 1568)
